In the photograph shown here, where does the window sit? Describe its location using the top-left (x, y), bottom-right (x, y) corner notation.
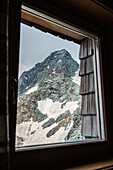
top-left (8, 1), bottom-right (109, 169)
top-left (14, 5), bottom-right (106, 149)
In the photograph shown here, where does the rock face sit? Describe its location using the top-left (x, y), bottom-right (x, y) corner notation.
top-left (18, 49), bottom-right (79, 95)
top-left (16, 49), bottom-right (84, 147)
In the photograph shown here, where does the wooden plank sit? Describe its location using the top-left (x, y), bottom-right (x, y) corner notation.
top-left (88, 38), bottom-right (93, 56)
top-left (79, 38), bottom-right (93, 59)
top-left (88, 73), bottom-right (95, 93)
top-left (86, 56), bottom-right (94, 74)
top-left (79, 55), bottom-right (94, 76)
top-left (82, 115), bottom-right (97, 137)
top-left (79, 75), bottom-right (89, 94)
top-left (79, 59), bottom-right (86, 76)
top-left (82, 116), bottom-right (92, 136)
top-left (81, 95), bottom-right (87, 115)
top-left (81, 93), bottom-right (96, 115)
top-left (87, 93), bottom-right (96, 114)
top-left (79, 41), bottom-right (84, 58)
top-left (83, 38), bottom-right (88, 57)
top-left (21, 10), bottom-right (85, 42)
top-left (79, 38), bottom-right (88, 59)
top-left (80, 73), bottom-right (95, 94)
top-left (92, 115), bottom-right (98, 137)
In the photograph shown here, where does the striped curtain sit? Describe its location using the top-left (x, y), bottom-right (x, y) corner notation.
top-left (79, 38), bottom-right (99, 138)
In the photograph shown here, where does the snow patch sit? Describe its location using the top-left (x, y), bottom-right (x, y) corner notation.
top-left (26, 83), bottom-right (38, 94)
top-left (72, 71), bottom-right (80, 86)
top-left (16, 99), bottom-right (80, 147)
top-left (24, 76), bottom-right (27, 80)
top-left (58, 59), bottom-right (62, 63)
top-left (38, 99), bottom-right (78, 119)
top-left (16, 113), bottom-right (74, 146)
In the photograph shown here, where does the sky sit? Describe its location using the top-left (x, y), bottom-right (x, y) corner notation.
top-left (19, 23), bottom-right (80, 77)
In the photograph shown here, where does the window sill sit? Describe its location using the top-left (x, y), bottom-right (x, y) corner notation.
top-left (66, 158), bottom-right (113, 170)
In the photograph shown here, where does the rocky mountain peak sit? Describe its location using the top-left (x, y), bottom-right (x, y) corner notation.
top-left (18, 49), bottom-right (79, 95)
top-left (50, 49), bottom-right (69, 57)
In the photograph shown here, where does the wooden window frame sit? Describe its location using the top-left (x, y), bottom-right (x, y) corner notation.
top-left (8, 1), bottom-right (112, 169)
top-left (15, 4), bottom-right (106, 148)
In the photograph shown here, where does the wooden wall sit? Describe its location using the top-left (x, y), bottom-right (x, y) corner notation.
top-left (0, 0), bottom-right (8, 170)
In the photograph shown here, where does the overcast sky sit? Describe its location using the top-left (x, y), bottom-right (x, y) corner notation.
top-left (19, 23), bottom-right (80, 77)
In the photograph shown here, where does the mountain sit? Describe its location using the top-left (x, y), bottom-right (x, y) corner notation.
top-left (16, 49), bottom-right (84, 147)
top-left (18, 49), bottom-right (79, 95)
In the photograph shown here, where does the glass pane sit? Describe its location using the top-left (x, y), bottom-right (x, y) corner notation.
top-left (15, 21), bottom-right (102, 148)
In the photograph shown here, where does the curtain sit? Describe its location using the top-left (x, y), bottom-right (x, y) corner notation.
top-left (79, 38), bottom-right (99, 138)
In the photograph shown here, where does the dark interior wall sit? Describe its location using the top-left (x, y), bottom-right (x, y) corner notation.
top-left (0, 0), bottom-right (8, 170)
top-left (0, 0), bottom-right (113, 170)
top-left (103, 26), bottom-right (113, 142)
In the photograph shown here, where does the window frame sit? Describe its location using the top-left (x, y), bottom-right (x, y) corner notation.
top-left (8, 1), bottom-right (111, 169)
top-left (15, 5), bottom-right (106, 149)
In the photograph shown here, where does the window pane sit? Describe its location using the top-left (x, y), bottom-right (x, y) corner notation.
top-left (15, 19), bottom-right (104, 148)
